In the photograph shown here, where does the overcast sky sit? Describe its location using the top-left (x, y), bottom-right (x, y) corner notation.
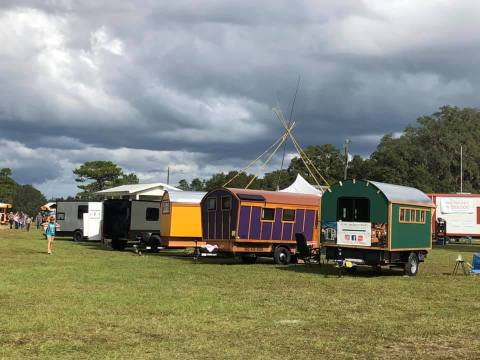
top-left (1, 0), bottom-right (479, 198)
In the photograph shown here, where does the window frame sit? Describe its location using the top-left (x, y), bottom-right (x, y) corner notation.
top-left (145, 207), bottom-right (160, 221)
top-left (261, 207), bottom-right (275, 222)
top-left (206, 197), bottom-right (217, 211)
top-left (77, 205), bottom-right (88, 220)
top-left (161, 201), bottom-right (170, 214)
top-left (221, 196), bottom-right (231, 211)
top-left (282, 208), bottom-right (296, 223)
top-left (398, 207), bottom-right (427, 224)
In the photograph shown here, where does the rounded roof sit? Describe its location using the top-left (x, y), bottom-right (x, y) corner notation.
top-left (227, 188), bottom-right (321, 207)
top-left (368, 181), bottom-right (434, 207)
top-left (164, 190), bottom-right (207, 204)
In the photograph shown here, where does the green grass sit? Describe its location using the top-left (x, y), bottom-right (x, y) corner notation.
top-left (0, 229), bottom-right (479, 359)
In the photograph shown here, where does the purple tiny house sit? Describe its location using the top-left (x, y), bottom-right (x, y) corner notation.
top-left (201, 188), bottom-right (321, 264)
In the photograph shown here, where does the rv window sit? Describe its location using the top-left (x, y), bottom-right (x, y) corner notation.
top-left (282, 209), bottom-right (296, 222)
top-left (146, 207), bottom-right (159, 221)
top-left (221, 196), bottom-right (231, 210)
top-left (57, 212), bottom-right (65, 220)
top-left (162, 201), bottom-right (170, 214)
top-left (77, 205), bottom-right (88, 220)
top-left (261, 208), bottom-right (275, 221)
top-left (207, 198), bottom-right (217, 211)
top-left (337, 197), bottom-right (370, 222)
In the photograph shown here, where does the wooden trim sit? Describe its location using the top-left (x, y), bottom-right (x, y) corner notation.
top-left (388, 247), bottom-right (432, 252)
top-left (398, 207), bottom-right (427, 224)
top-left (323, 244), bottom-right (387, 251)
top-left (260, 207), bottom-right (275, 222)
top-left (235, 239), bottom-right (296, 244)
top-left (247, 206), bottom-right (252, 240)
top-left (388, 202), bottom-right (392, 251)
top-left (391, 201), bottom-right (435, 208)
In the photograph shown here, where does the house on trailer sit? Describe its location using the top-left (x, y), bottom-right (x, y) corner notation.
top-left (0, 203), bottom-right (12, 225)
top-left (159, 190), bottom-right (206, 248)
top-left (201, 188), bottom-right (321, 264)
top-left (96, 183), bottom-right (180, 201)
top-left (428, 193), bottom-right (480, 240)
top-left (321, 180), bottom-right (434, 275)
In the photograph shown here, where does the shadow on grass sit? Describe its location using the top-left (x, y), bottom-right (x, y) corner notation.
top-left (276, 262), bottom-right (406, 277)
top-left (434, 244), bottom-right (480, 253)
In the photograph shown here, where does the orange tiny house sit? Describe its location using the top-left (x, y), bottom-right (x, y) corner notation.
top-left (160, 191), bottom-right (206, 248)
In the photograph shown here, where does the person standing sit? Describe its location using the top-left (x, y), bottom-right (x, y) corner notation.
top-left (25, 216), bottom-right (32, 232)
top-left (35, 213), bottom-right (43, 230)
top-left (45, 216), bottom-right (57, 255)
top-left (8, 212), bottom-right (14, 229)
top-left (13, 212), bottom-right (19, 229)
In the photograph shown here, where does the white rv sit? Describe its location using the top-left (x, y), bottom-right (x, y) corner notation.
top-left (102, 199), bottom-right (160, 250)
top-left (55, 201), bottom-right (103, 241)
top-left (429, 193), bottom-right (480, 239)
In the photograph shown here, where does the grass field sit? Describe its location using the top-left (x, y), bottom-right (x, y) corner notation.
top-left (0, 229), bottom-right (479, 359)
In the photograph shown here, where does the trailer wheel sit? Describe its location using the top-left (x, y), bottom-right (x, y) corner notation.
top-left (148, 235), bottom-right (161, 253)
top-left (240, 254), bottom-right (257, 264)
top-left (111, 238), bottom-right (126, 251)
top-left (274, 246), bottom-right (291, 265)
top-left (404, 252), bottom-right (419, 276)
top-left (73, 230), bottom-right (83, 242)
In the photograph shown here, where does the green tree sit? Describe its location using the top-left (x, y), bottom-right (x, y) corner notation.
top-left (0, 168), bottom-right (16, 204)
top-left (73, 161), bottom-right (139, 198)
top-left (177, 179), bottom-right (191, 191)
top-left (13, 184), bottom-right (47, 216)
top-left (190, 178), bottom-right (205, 191)
top-left (261, 169), bottom-right (295, 190)
top-left (204, 171), bottom-right (262, 191)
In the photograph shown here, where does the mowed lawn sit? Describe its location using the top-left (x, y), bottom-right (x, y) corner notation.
top-left (0, 229), bottom-right (479, 359)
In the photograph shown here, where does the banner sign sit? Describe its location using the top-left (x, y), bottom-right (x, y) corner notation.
top-left (337, 221), bottom-right (371, 247)
top-left (440, 198), bottom-right (474, 214)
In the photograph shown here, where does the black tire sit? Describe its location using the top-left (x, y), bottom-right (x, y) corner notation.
top-left (404, 252), bottom-right (419, 276)
top-left (73, 230), bottom-right (83, 242)
top-left (274, 246), bottom-right (291, 265)
top-left (111, 238), bottom-right (126, 251)
top-left (240, 254), bottom-right (257, 264)
top-left (148, 235), bottom-right (161, 253)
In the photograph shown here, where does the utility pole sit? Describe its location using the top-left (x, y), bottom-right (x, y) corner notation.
top-left (460, 145), bottom-right (463, 193)
top-left (167, 166), bottom-right (170, 185)
top-left (343, 139), bottom-right (351, 180)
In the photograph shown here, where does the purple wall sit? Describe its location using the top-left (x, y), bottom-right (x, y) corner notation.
top-left (201, 189), bottom-right (239, 240)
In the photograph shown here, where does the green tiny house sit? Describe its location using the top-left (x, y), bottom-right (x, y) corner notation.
top-left (321, 179), bottom-right (434, 275)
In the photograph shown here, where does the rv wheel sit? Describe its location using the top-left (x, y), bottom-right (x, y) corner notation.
top-left (240, 254), bottom-right (257, 264)
top-left (404, 253), bottom-right (419, 276)
top-left (148, 235), bottom-right (161, 253)
top-left (73, 230), bottom-right (83, 242)
top-left (274, 246), bottom-right (291, 265)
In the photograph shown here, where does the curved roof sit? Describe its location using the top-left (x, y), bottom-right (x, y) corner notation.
top-left (368, 181), bottom-right (434, 207)
top-left (165, 191), bottom-right (206, 204)
top-left (227, 188), bottom-right (321, 207)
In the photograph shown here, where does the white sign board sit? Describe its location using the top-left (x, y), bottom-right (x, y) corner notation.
top-left (440, 198), bottom-right (474, 214)
top-left (337, 221), bottom-right (371, 247)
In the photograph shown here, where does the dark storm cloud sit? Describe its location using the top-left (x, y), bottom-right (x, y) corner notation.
top-left (1, 1), bottom-right (480, 197)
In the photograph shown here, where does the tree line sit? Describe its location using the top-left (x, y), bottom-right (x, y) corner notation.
top-left (0, 168), bottom-right (47, 215)
top-left (16, 105), bottom-right (476, 201)
top-left (178, 106), bottom-right (480, 193)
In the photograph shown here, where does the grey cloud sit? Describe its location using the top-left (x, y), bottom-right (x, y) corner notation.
top-left (1, 1), bottom-right (480, 196)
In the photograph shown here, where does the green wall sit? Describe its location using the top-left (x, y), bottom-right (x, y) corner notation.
top-left (391, 204), bottom-right (432, 249)
top-left (322, 180), bottom-right (389, 223)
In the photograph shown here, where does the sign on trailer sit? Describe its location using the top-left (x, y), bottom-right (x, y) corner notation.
top-left (337, 221), bottom-right (372, 247)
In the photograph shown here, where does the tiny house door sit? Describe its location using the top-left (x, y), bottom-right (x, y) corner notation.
top-left (337, 197), bottom-right (370, 222)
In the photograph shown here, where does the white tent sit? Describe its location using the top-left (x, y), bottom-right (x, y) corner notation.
top-left (280, 174), bottom-right (323, 196)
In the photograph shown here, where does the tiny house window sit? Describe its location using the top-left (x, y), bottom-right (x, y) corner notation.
top-left (207, 197), bottom-right (217, 211)
top-left (261, 208), bottom-right (275, 221)
top-left (282, 209), bottom-right (296, 222)
top-left (146, 208), bottom-right (159, 221)
top-left (77, 205), bottom-right (88, 220)
top-left (221, 196), bottom-right (231, 210)
top-left (337, 197), bottom-right (370, 222)
top-left (161, 201), bottom-right (170, 214)
top-left (399, 207), bottom-right (426, 224)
